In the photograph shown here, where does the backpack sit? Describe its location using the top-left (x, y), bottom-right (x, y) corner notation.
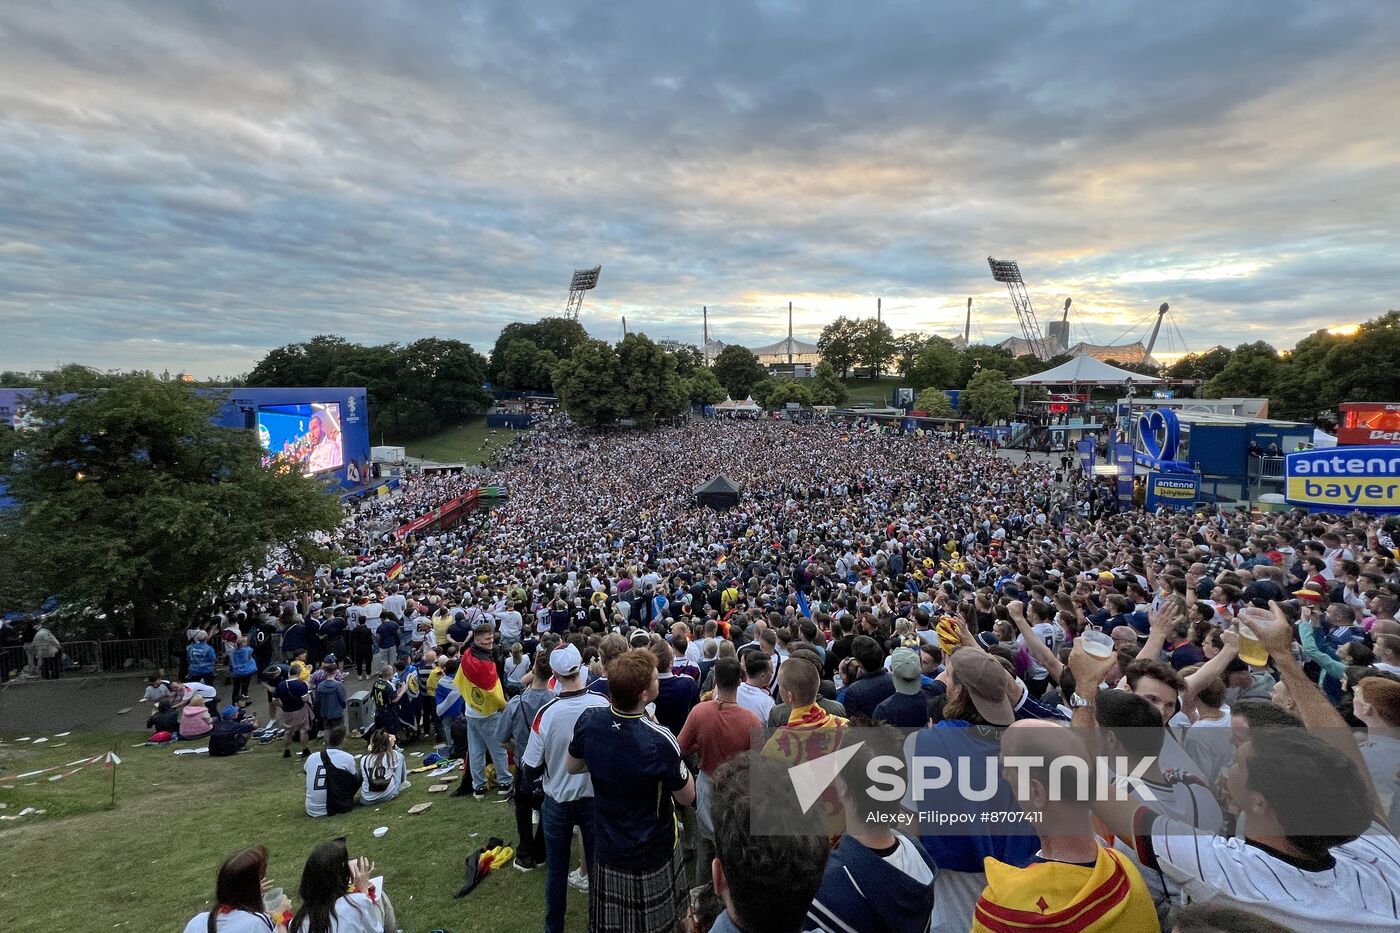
top-left (251, 627), bottom-right (269, 650)
top-left (319, 751), bottom-right (359, 814)
top-left (365, 754), bottom-right (392, 793)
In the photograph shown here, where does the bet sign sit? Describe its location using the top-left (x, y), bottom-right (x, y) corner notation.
top-left (1285, 447), bottom-right (1400, 512)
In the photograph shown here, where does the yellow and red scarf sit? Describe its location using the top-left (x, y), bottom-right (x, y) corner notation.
top-left (972, 846), bottom-right (1155, 933)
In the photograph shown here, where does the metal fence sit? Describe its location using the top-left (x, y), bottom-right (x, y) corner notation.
top-left (53, 636), bottom-right (184, 675)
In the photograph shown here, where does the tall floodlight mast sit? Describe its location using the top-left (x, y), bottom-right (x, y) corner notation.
top-left (564, 265), bottom-right (602, 321)
top-left (987, 257), bottom-right (1051, 360)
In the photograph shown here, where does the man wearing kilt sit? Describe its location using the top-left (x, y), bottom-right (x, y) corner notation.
top-left (567, 648), bottom-right (696, 933)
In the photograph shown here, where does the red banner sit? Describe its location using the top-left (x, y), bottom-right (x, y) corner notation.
top-left (393, 489), bottom-right (481, 539)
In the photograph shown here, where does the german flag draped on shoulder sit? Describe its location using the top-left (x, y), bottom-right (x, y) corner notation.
top-left (455, 646), bottom-right (506, 717)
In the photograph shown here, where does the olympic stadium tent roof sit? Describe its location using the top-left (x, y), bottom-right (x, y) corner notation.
top-left (1012, 353), bottom-right (1164, 386)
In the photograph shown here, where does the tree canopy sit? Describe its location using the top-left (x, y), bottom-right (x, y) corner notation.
top-left (913, 388), bottom-right (955, 417)
top-left (487, 317), bottom-right (588, 388)
top-left (961, 370), bottom-right (1018, 424)
top-left (247, 335), bottom-right (491, 439)
top-left (711, 345), bottom-right (767, 398)
top-left (552, 334), bottom-right (688, 429)
top-left (0, 375), bottom-right (342, 635)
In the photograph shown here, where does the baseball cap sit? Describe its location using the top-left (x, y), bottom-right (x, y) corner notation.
top-left (549, 643), bottom-right (582, 678)
top-left (948, 650), bottom-right (1014, 726)
top-left (890, 648), bottom-right (923, 695)
top-left (323, 653), bottom-right (338, 664)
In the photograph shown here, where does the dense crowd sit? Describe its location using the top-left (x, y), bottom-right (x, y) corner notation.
top-left (155, 417), bottom-right (1400, 933)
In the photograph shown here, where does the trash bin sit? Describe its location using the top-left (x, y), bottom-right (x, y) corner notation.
top-left (346, 690), bottom-right (375, 735)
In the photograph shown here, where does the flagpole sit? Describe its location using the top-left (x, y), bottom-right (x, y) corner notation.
top-left (108, 741), bottom-right (119, 810)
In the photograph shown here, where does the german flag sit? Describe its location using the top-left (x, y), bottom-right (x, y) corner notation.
top-left (455, 649), bottom-right (506, 717)
top-left (386, 560), bottom-right (403, 582)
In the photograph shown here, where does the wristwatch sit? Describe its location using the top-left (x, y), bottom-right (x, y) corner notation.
top-left (1069, 693), bottom-right (1091, 709)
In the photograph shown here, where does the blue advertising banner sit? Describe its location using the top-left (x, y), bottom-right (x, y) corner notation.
top-left (1076, 438), bottom-right (1095, 476)
top-left (1284, 446), bottom-right (1400, 513)
top-left (1146, 472), bottom-right (1200, 511)
top-left (1114, 442), bottom-right (1136, 505)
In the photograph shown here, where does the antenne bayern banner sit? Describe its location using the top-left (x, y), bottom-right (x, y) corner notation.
top-left (1146, 472), bottom-right (1199, 511)
top-left (1284, 447), bottom-right (1400, 513)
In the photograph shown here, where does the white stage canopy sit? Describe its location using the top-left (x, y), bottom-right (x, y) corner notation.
top-left (1012, 353), bottom-right (1165, 386)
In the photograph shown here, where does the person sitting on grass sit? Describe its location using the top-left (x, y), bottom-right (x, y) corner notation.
top-left (179, 694), bottom-right (214, 740)
top-left (147, 700), bottom-right (180, 736)
top-left (209, 705), bottom-right (257, 757)
top-left (291, 838), bottom-right (394, 933)
top-left (183, 844), bottom-right (291, 933)
top-left (304, 726), bottom-right (359, 818)
top-left (358, 730), bottom-right (408, 805)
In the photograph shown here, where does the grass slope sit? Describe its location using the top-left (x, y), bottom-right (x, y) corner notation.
top-left (839, 377), bottom-right (903, 407)
top-left (0, 729), bottom-right (577, 933)
top-left (387, 418), bottom-right (516, 466)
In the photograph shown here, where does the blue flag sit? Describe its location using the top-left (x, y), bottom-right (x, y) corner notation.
top-left (796, 590), bottom-right (811, 618)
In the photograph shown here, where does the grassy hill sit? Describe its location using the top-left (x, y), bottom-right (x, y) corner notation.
top-left (0, 727), bottom-right (573, 933)
top-left (839, 377), bottom-right (904, 407)
top-left (387, 417), bottom-right (513, 465)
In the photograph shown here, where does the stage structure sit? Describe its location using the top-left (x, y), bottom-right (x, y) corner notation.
top-left (988, 256), bottom-right (1052, 361)
top-left (564, 265), bottom-right (602, 321)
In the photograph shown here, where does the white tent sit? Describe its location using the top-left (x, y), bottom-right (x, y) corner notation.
top-left (1312, 427), bottom-right (1337, 448)
top-left (1012, 353), bottom-right (1165, 386)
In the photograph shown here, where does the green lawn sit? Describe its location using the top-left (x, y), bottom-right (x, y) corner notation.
top-left (388, 417), bottom-right (515, 465)
top-left (0, 729), bottom-right (579, 933)
top-left (840, 377), bottom-right (904, 407)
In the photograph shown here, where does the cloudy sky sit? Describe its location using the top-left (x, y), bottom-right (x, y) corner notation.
top-left (2, 1), bottom-right (1398, 377)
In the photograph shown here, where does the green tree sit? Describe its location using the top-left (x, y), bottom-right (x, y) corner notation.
top-left (1202, 341), bottom-right (1282, 399)
top-left (854, 319), bottom-right (897, 377)
top-left (248, 335), bottom-right (490, 440)
top-left (914, 388), bottom-right (954, 417)
top-left (906, 337), bottom-right (962, 391)
top-left (1325, 313), bottom-right (1400, 407)
top-left (685, 367), bottom-right (728, 405)
top-left (615, 333), bottom-right (687, 428)
top-left (809, 361), bottom-right (848, 406)
top-left (487, 317), bottom-right (589, 384)
top-left (759, 378), bottom-right (811, 408)
top-left (247, 334), bottom-right (356, 387)
top-left (657, 340), bottom-right (704, 377)
top-left (711, 345), bottom-right (766, 398)
top-left (817, 317), bottom-right (862, 378)
top-left (0, 376), bottom-right (342, 635)
top-left (958, 345), bottom-right (1018, 387)
top-left (552, 339), bottom-right (622, 429)
top-left (500, 338), bottom-right (545, 390)
top-left (895, 334), bottom-right (933, 378)
top-left (962, 370), bottom-right (1017, 424)
top-left (1165, 346), bottom-right (1232, 382)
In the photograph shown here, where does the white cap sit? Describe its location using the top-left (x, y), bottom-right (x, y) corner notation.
top-left (549, 643), bottom-right (582, 677)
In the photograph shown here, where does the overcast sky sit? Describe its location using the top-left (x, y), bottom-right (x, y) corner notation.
top-left (2, 1), bottom-right (1398, 377)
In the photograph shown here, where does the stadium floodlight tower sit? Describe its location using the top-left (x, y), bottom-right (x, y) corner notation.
top-left (987, 257), bottom-right (1052, 360)
top-left (564, 265), bottom-right (602, 320)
